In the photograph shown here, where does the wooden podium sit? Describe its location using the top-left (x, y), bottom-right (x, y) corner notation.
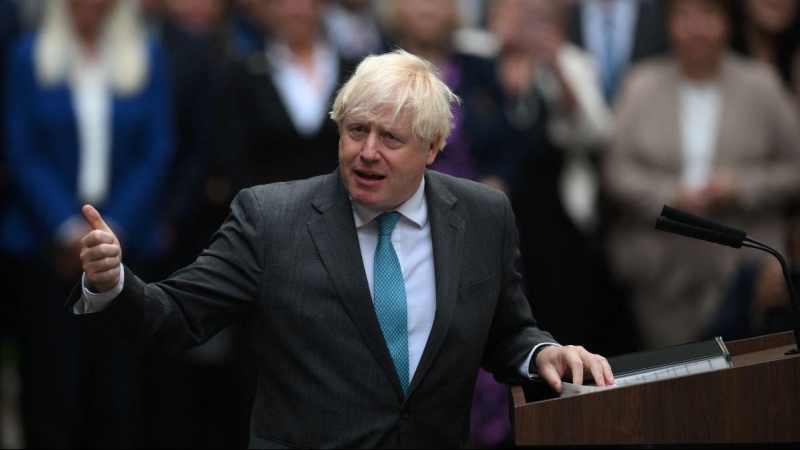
top-left (511, 332), bottom-right (800, 446)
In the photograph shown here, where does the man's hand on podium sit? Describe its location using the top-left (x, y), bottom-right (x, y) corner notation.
top-left (536, 345), bottom-right (615, 393)
top-left (79, 205), bottom-right (123, 293)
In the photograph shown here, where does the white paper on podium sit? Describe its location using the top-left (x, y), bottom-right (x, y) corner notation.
top-left (559, 356), bottom-right (731, 398)
top-left (613, 356), bottom-right (731, 387)
top-left (559, 382), bottom-right (618, 398)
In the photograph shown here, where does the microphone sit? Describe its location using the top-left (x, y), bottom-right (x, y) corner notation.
top-left (655, 206), bottom-right (800, 355)
top-left (655, 217), bottom-right (743, 249)
top-left (661, 205), bottom-right (747, 239)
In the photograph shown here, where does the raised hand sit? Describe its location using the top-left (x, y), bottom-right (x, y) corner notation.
top-left (79, 205), bottom-right (122, 293)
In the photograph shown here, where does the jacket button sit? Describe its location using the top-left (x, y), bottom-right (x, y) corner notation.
top-left (401, 410), bottom-right (410, 420)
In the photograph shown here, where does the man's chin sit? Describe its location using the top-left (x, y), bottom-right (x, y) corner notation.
top-left (351, 191), bottom-right (385, 210)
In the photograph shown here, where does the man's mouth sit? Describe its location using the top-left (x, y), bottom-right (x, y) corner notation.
top-left (355, 170), bottom-right (386, 181)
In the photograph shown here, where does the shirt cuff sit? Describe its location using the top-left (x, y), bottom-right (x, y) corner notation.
top-left (520, 342), bottom-right (562, 379)
top-left (73, 268), bottom-right (125, 314)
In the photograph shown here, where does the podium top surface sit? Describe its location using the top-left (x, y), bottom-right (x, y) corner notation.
top-left (511, 332), bottom-right (800, 445)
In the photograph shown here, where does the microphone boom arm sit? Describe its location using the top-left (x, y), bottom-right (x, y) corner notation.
top-left (741, 237), bottom-right (800, 355)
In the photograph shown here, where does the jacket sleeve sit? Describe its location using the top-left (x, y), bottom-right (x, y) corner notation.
top-left (66, 188), bottom-right (264, 354)
top-left (481, 192), bottom-right (558, 382)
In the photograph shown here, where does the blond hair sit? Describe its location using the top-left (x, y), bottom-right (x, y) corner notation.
top-left (35, 0), bottom-right (149, 96)
top-left (330, 49), bottom-right (460, 151)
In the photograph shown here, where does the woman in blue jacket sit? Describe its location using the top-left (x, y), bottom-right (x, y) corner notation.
top-left (2, 0), bottom-right (173, 446)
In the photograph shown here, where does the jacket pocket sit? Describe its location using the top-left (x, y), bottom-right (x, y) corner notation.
top-left (457, 273), bottom-right (496, 303)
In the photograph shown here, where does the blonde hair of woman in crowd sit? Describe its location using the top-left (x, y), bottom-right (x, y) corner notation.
top-left (330, 49), bottom-right (459, 152)
top-left (35, 0), bottom-right (148, 96)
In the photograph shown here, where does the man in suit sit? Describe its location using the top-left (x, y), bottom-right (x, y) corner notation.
top-left (71, 50), bottom-right (613, 448)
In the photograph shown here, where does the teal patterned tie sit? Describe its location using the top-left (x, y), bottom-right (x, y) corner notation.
top-left (373, 212), bottom-right (410, 393)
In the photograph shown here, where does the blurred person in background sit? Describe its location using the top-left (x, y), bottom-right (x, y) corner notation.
top-left (383, 0), bottom-right (516, 191)
top-left (567, 0), bottom-right (669, 104)
top-left (323, 0), bottom-right (387, 64)
top-left (219, 0), bottom-right (352, 195)
top-left (142, 1), bottom-right (255, 447)
top-left (147, 3), bottom-right (257, 446)
top-left (605, 0), bottom-right (800, 349)
top-left (704, 2), bottom-right (800, 344)
top-left (700, 221), bottom-right (800, 343)
top-left (489, 0), bottom-right (630, 361)
top-left (1, 0), bottom-right (173, 446)
top-left (140, 0), bottom-right (218, 276)
top-left (730, 0), bottom-right (800, 103)
top-left (0, 0), bottom-right (19, 444)
top-left (230, 0), bottom-right (269, 55)
top-left (0, 0), bottom-right (17, 211)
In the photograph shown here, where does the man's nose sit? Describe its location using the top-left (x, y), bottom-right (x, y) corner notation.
top-left (360, 133), bottom-right (380, 161)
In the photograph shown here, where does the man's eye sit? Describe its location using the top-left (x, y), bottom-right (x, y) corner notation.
top-left (384, 133), bottom-right (397, 141)
top-left (349, 126), bottom-right (366, 136)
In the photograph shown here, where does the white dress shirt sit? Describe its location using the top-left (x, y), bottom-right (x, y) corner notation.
top-left (679, 80), bottom-right (722, 192)
top-left (55, 52), bottom-right (113, 247)
top-left (351, 179), bottom-right (436, 382)
top-left (350, 180), bottom-right (553, 381)
top-left (72, 53), bottom-right (112, 206)
top-left (78, 179), bottom-right (553, 378)
top-left (266, 40), bottom-right (339, 138)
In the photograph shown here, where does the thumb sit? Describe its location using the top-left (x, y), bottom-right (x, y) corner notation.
top-left (82, 205), bottom-right (112, 233)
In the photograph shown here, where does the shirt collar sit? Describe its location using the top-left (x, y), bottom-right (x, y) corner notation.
top-left (352, 178), bottom-right (427, 230)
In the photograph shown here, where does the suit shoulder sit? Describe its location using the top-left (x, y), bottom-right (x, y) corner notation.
top-left (246, 174), bottom-right (326, 201)
top-left (242, 173), bottom-right (333, 215)
top-left (428, 171), bottom-right (510, 213)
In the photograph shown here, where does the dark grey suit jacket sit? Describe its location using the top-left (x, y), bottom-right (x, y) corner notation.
top-left (67, 169), bottom-right (555, 448)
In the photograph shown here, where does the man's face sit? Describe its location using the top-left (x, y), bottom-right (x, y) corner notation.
top-left (339, 110), bottom-right (439, 211)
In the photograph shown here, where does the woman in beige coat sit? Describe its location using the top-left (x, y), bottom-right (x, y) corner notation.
top-left (605, 0), bottom-right (800, 349)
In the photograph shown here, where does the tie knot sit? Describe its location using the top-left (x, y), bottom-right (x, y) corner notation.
top-left (377, 211), bottom-right (402, 237)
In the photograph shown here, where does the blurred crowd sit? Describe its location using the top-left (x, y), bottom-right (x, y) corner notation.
top-left (1, 0), bottom-right (799, 448)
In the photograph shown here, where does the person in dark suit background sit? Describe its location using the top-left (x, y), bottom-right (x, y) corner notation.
top-left (144, 2), bottom-right (259, 446)
top-left (567, 0), bottom-right (669, 103)
top-left (71, 49), bottom-right (614, 448)
top-left (0, 0), bottom-right (19, 443)
top-left (383, 0), bottom-right (517, 191)
top-left (1, 0), bottom-right (173, 446)
top-left (0, 0), bottom-right (17, 212)
top-left (219, 0), bottom-right (354, 198)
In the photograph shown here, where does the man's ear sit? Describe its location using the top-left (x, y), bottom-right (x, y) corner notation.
top-left (425, 137), bottom-right (442, 165)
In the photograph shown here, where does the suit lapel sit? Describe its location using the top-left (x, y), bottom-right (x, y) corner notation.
top-left (307, 171), bottom-right (405, 397)
top-left (407, 172), bottom-right (465, 397)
